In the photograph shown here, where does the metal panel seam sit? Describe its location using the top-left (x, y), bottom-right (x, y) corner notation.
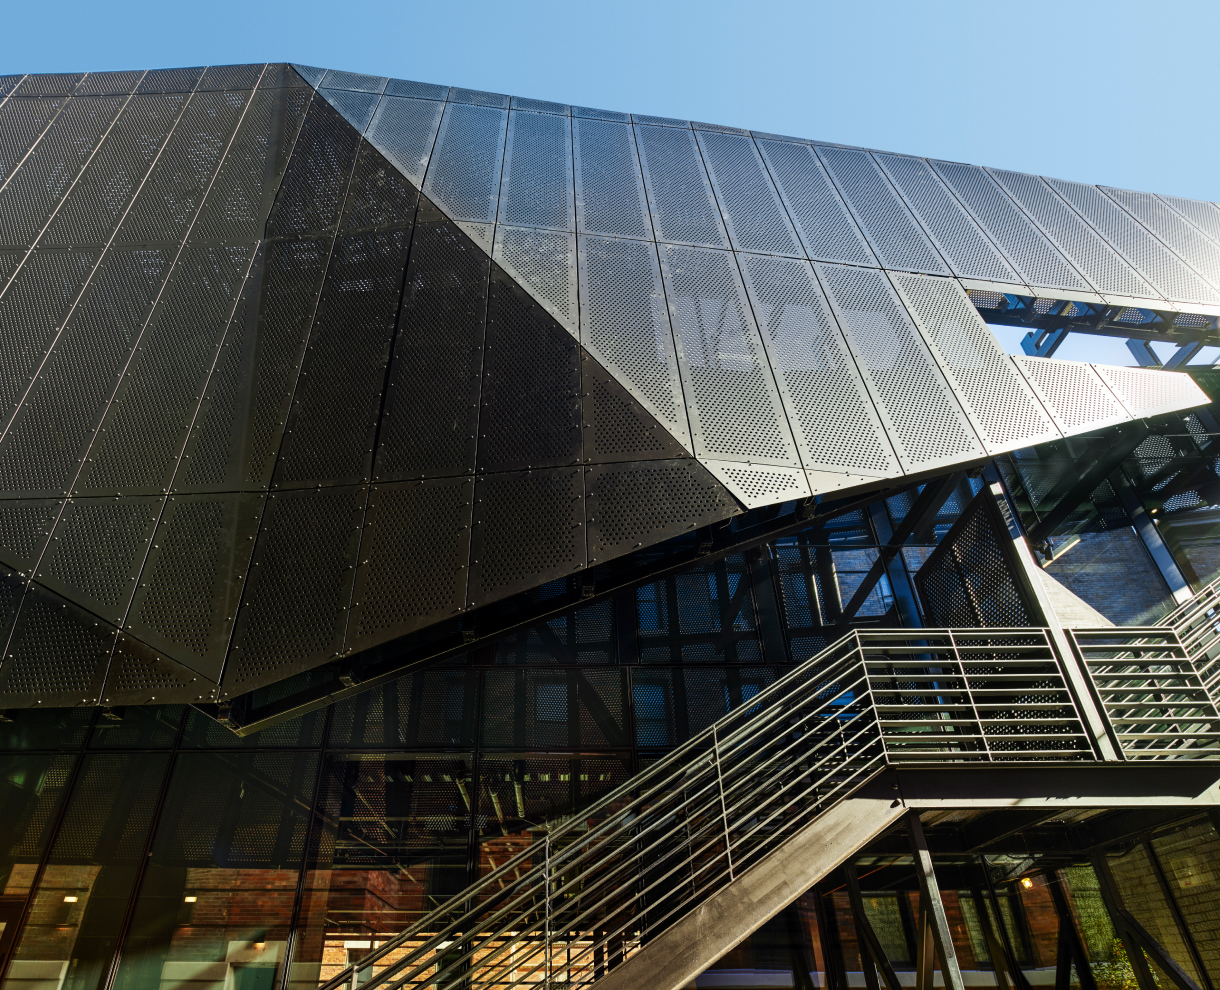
top-left (1098, 186), bottom-right (1220, 296)
top-left (0, 87), bottom-right (78, 199)
top-left (0, 75), bottom-right (29, 114)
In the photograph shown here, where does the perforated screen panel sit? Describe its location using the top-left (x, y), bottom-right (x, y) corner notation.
top-left (1159, 194), bottom-right (1220, 245)
top-left (492, 225), bottom-right (578, 334)
top-left (423, 102), bottom-right (507, 223)
top-left (366, 95), bottom-right (443, 185)
top-left (695, 130), bottom-right (801, 257)
top-left (499, 111), bottom-right (574, 231)
top-left (660, 245), bottom-right (798, 467)
top-left (1010, 356), bottom-right (1130, 433)
top-left (635, 124), bottom-right (728, 249)
top-left (573, 117), bottom-right (651, 239)
top-left (319, 88), bottom-right (380, 134)
top-left (1103, 186), bottom-right (1220, 292)
top-left (699, 459), bottom-right (810, 510)
top-left (1090, 365), bottom-right (1209, 420)
top-left (889, 272), bottom-right (1060, 453)
top-left (580, 347), bottom-right (689, 463)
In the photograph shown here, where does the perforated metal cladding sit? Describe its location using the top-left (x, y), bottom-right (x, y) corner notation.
top-left (346, 478), bottom-right (472, 651)
top-left (37, 496), bottom-right (160, 624)
top-left (873, 154), bottom-right (1018, 283)
top-left (0, 247), bottom-right (168, 496)
top-left (43, 94), bottom-right (188, 247)
top-left (701, 460), bottom-right (810, 510)
top-left (928, 160), bottom-right (1087, 292)
top-left (572, 118), bottom-right (651, 238)
top-left (225, 486), bottom-right (364, 693)
top-left (117, 89), bottom-right (249, 246)
top-left (385, 78), bottom-right (448, 100)
top-left (125, 493), bottom-right (261, 680)
top-left (1010, 356), bottom-right (1129, 433)
top-left (449, 88), bottom-right (510, 109)
top-left (423, 102), bottom-right (507, 223)
top-left (0, 98), bottom-right (67, 183)
top-left (333, 137), bottom-right (419, 233)
top-left (478, 266), bottom-right (581, 471)
top-left (574, 106), bottom-right (631, 122)
top-left (815, 262), bottom-right (983, 470)
top-left (0, 499), bottom-right (60, 573)
top-left (0, 585), bottom-right (115, 705)
top-left (15, 74), bottom-right (85, 97)
top-left (376, 218), bottom-right (487, 481)
top-left (0, 95), bottom-right (124, 248)
top-left (987, 168), bottom-right (1154, 299)
top-left (76, 244), bottom-right (252, 495)
top-left (102, 633), bottom-right (208, 705)
top-left (890, 273), bottom-right (1059, 453)
top-left (1159, 193), bottom-right (1220, 244)
top-left (499, 111), bottom-right (573, 231)
top-left (1045, 176), bottom-right (1219, 305)
top-left (581, 351), bottom-right (689, 463)
top-left (73, 70), bottom-right (146, 96)
top-left (320, 70), bottom-right (387, 94)
top-left (1105, 186), bottom-right (1220, 292)
top-left (578, 236), bottom-right (687, 445)
top-left (467, 469), bottom-right (584, 607)
top-left (366, 95), bottom-right (443, 185)
top-left (197, 64), bottom-right (264, 92)
top-left (661, 245), bottom-right (797, 466)
top-left (320, 88), bottom-right (380, 134)
top-left (136, 67), bottom-right (205, 94)
top-left (815, 146), bottom-right (948, 276)
top-left (0, 75), bottom-right (24, 98)
top-left (635, 124), bottom-right (728, 248)
top-left (695, 131), bottom-right (801, 257)
top-left (738, 253), bottom-right (897, 476)
top-left (1091, 365), bottom-right (1208, 420)
top-left (492, 226), bottom-right (578, 332)
top-left (585, 460), bottom-right (733, 562)
top-left (178, 237), bottom-right (329, 490)
top-left (275, 225), bottom-right (413, 487)
top-left (266, 94), bottom-right (360, 238)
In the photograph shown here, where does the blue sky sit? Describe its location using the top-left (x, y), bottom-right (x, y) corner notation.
top-left (6, 0), bottom-right (1214, 367)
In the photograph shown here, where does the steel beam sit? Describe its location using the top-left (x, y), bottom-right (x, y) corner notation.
top-left (845, 862), bottom-right (904, 990)
top-left (1022, 328), bottom-right (1069, 357)
top-left (1109, 468), bottom-right (1194, 604)
top-left (906, 811), bottom-right (965, 990)
top-left (1128, 339), bottom-right (1163, 367)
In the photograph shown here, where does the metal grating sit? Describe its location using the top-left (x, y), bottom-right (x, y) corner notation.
top-left (889, 272), bottom-right (1060, 453)
top-left (572, 117), bottom-right (651, 239)
top-left (0, 97), bottom-right (68, 185)
top-left (581, 349), bottom-right (689, 463)
top-left (492, 225), bottom-right (578, 333)
top-left (700, 459), bottom-right (811, 510)
top-left (375, 217), bottom-right (487, 482)
top-left (1046, 176), bottom-right (1220, 305)
top-left (346, 478), bottom-right (473, 651)
top-left (815, 262), bottom-right (982, 470)
top-left (815, 145), bottom-right (949, 275)
top-left (585, 459), bottom-right (735, 564)
top-left (477, 265), bottom-right (581, 472)
top-left (385, 78), bottom-right (448, 101)
top-left (423, 102), bottom-right (508, 223)
top-left (635, 124), bottom-right (728, 248)
top-left (929, 160), bottom-right (1088, 292)
top-left (695, 130), bottom-right (802, 257)
top-left (224, 485), bottom-right (365, 694)
top-left (738, 253), bottom-right (898, 477)
top-left (1104, 186), bottom-right (1220, 292)
top-left (0, 95), bottom-right (125, 248)
top-left (875, 153), bottom-right (1019, 283)
top-left (1010, 356), bottom-right (1130, 433)
top-left (320, 87), bottom-right (380, 135)
top-left (125, 492), bottom-right (261, 681)
top-left (1090, 365), bottom-right (1208, 420)
top-left (987, 168), bottom-right (1156, 299)
top-left (366, 95), bottom-right (444, 185)
top-left (319, 70), bottom-right (387, 94)
top-left (661, 245), bottom-right (798, 466)
top-left (577, 235), bottom-right (688, 446)
top-left (36, 495), bottom-right (161, 626)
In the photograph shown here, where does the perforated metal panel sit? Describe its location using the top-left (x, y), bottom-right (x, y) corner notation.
top-left (987, 168), bottom-right (1155, 299)
top-left (456, 219), bottom-right (495, 252)
top-left (14, 74), bottom-right (84, 98)
top-left (660, 245), bottom-right (798, 467)
top-left (73, 71), bottom-right (145, 96)
top-left (266, 95), bottom-right (361, 237)
top-left (874, 153), bottom-right (1019, 283)
top-left (815, 146), bottom-right (949, 275)
top-left (889, 272), bottom-right (1060, 453)
top-left (385, 78), bottom-right (448, 101)
top-left (467, 468), bottom-right (585, 608)
top-left (423, 102), bottom-right (508, 223)
top-left (585, 459), bottom-right (736, 564)
top-left (737, 253), bottom-right (898, 477)
top-left (449, 88), bottom-right (510, 109)
top-left (634, 114), bottom-right (690, 128)
top-left (1103, 186), bottom-right (1220, 292)
top-left (581, 347), bottom-right (689, 463)
top-left (492, 225), bottom-right (578, 334)
top-left (1010, 356), bottom-right (1130, 433)
top-left (573, 117), bottom-right (651, 239)
top-left (346, 478), bottom-right (473, 651)
top-left (366, 95), bottom-right (443, 185)
top-left (0, 97), bottom-right (68, 184)
top-left (1158, 193), bottom-right (1220, 245)
top-left (319, 87), bottom-right (380, 136)
top-left (573, 106), bottom-right (631, 122)
top-left (1090, 365), bottom-right (1209, 420)
top-left (101, 632), bottom-right (209, 705)
top-left (0, 582), bottom-right (116, 706)
top-left (319, 70), bottom-right (387, 94)
top-left (290, 64), bottom-right (327, 88)
top-left (224, 485), bottom-right (365, 695)
top-left (500, 112), bottom-right (573, 231)
top-left (376, 217), bottom-right (487, 482)
top-left (0, 95), bottom-right (124, 248)
top-left (124, 492), bottom-right (262, 680)
top-left (699, 459), bottom-right (810, 510)
top-left (478, 264), bottom-right (581, 471)
top-left (37, 495), bottom-right (161, 624)
top-left (694, 130), bottom-right (801, 257)
top-left (1045, 176), bottom-right (1219, 305)
top-left (815, 262), bottom-right (983, 471)
top-left (0, 498), bottom-right (60, 575)
top-left (578, 235), bottom-right (689, 449)
top-left (196, 64), bottom-right (264, 92)
top-left (136, 67), bottom-right (205, 94)
top-left (635, 124), bottom-right (728, 248)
